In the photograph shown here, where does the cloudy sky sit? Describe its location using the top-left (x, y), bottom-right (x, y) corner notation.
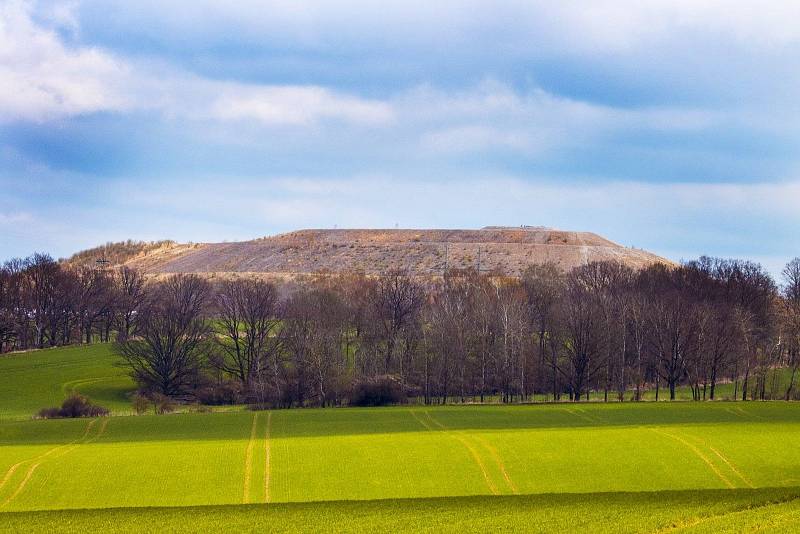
top-left (1, 1), bottom-right (799, 275)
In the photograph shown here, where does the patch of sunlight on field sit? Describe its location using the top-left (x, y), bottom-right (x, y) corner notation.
top-left (0, 413), bottom-right (255, 511)
top-left (1, 403), bottom-right (800, 513)
top-left (0, 345), bottom-right (135, 420)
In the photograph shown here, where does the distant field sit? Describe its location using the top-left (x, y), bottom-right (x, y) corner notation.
top-left (2, 346), bottom-right (800, 531)
top-left (1, 344), bottom-right (791, 423)
top-left (0, 345), bottom-right (135, 420)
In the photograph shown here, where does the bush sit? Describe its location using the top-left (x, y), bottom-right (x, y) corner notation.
top-left (196, 380), bottom-right (241, 405)
top-left (37, 394), bottom-right (109, 419)
top-left (350, 376), bottom-right (406, 407)
top-left (37, 407), bottom-right (61, 419)
top-left (132, 394), bottom-right (150, 415)
top-left (151, 393), bottom-right (176, 414)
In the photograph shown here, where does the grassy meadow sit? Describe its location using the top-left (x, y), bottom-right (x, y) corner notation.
top-left (1, 345), bottom-right (800, 531)
top-left (0, 344), bottom-right (135, 420)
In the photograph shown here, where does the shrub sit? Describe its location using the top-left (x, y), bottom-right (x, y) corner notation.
top-left (350, 376), bottom-right (406, 407)
top-left (151, 393), bottom-right (176, 414)
top-left (37, 394), bottom-right (109, 419)
top-left (37, 407), bottom-right (61, 419)
top-left (132, 394), bottom-right (150, 415)
top-left (196, 380), bottom-right (241, 405)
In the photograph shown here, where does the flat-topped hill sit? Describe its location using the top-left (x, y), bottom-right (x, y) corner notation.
top-left (103, 227), bottom-right (671, 277)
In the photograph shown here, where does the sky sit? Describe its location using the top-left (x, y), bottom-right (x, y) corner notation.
top-left (1, 0), bottom-right (799, 277)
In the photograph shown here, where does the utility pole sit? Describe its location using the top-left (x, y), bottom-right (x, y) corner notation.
top-left (95, 256), bottom-right (110, 270)
top-left (443, 241), bottom-right (449, 276)
top-left (477, 246), bottom-right (481, 273)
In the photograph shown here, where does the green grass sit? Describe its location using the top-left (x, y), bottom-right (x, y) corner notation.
top-left (2, 345), bottom-right (800, 531)
top-left (0, 344), bottom-right (135, 420)
top-left (1, 403), bottom-right (799, 514)
top-left (1, 488), bottom-right (799, 533)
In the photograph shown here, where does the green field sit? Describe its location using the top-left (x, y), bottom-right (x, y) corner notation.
top-left (1, 346), bottom-right (800, 531)
top-left (0, 345), bottom-right (135, 420)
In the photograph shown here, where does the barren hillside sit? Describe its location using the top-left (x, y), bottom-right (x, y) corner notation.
top-left (109, 227), bottom-right (671, 278)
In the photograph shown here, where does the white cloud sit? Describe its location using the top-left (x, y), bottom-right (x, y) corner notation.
top-left (0, 211), bottom-right (33, 225)
top-left (0, 1), bottom-right (393, 126)
top-left (208, 85), bottom-right (393, 126)
top-left (402, 81), bottom-right (727, 155)
top-left (72, 0), bottom-right (800, 55)
top-left (0, 1), bottom-right (776, 156)
top-left (0, 0), bottom-right (130, 121)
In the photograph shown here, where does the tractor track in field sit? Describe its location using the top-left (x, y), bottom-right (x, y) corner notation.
top-left (649, 493), bottom-right (800, 533)
top-left (650, 428), bottom-right (735, 489)
top-left (423, 411), bottom-right (518, 495)
top-left (0, 419), bottom-right (97, 495)
top-left (242, 412), bottom-right (259, 504)
top-left (678, 431), bottom-right (754, 489)
top-left (470, 433), bottom-right (519, 495)
top-left (60, 377), bottom-right (113, 399)
top-left (265, 412), bottom-right (272, 503)
top-left (409, 409), bottom-right (520, 496)
top-left (1, 417), bottom-right (108, 508)
top-left (724, 407), bottom-right (747, 420)
top-left (284, 414), bottom-right (291, 502)
top-left (752, 504), bottom-right (800, 532)
top-left (408, 410), bottom-right (498, 494)
top-left (708, 446), bottom-right (754, 488)
top-left (561, 407), bottom-right (602, 425)
top-left (735, 406), bottom-right (766, 421)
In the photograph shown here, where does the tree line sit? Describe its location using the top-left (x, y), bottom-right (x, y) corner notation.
top-left (2, 252), bottom-right (800, 406)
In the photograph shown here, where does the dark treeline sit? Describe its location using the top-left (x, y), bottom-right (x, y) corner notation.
top-left (2, 253), bottom-right (800, 407)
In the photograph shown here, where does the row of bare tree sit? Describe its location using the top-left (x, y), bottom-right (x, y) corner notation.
top-left (2, 253), bottom-right (800, 406)
top-left (0, 254), bottom-right (144, 351)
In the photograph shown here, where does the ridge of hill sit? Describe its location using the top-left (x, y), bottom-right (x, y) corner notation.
top-left (93, 226), bottom-right (672, 278)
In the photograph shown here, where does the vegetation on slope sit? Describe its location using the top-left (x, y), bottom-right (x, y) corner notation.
top-left (1, 488), bottom-right (798, 533)
top-left (0, 344), bottom-right (134, 420)
top-left (63, 240), bottom-right (175, 268)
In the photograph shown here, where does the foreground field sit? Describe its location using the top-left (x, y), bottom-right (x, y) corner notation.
top-left (2, 346), bottom-right (800, 531)
top-left (2, 488), bottom-right (799, 533)
top-left (1, 404), bottom-right (799, 512)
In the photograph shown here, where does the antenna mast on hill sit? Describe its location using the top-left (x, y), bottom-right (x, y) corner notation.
top-left (95, 256), bottom-right (110, 270)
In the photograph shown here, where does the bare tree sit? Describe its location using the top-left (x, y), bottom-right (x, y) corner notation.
top-left (0, 265), bottom-right (17, 352)
top-left (282, 286), bottom-right (349, 407)
top-left (212, 278), bottom-right (281, 401)
top-left (74, 266), bottom-right (114, 344)
top-left (368, 270), bottom-right (424, 376)
top-left (22, 254), bottom-right (61, 348)
top-left (114, 266), bottom-right (145, 341)
top-left (522, 263), bottom-right (564, 401)
top-left (783, 258), bottom-right (800, 399)
top-left (558, 266), bottom-right (608, 401)
top-left (642, 265), bottom-right (699, 401)
top-left (116, 275), bottom-right (211, 398)
top-left (493, 279), bottom-right (529, 403)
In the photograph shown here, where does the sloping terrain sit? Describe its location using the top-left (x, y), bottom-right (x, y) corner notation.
top-left (117, 227), bottom-right (671, 277)
top-left (3, 488), bottom-right (800, 533)
top-left (2, 346), bottom-right (800, 531)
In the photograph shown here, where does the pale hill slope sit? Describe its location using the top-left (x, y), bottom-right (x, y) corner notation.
top-left (114, 227), bottom-right (671, 277)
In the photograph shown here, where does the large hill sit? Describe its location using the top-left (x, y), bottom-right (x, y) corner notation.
top-left (84, 227), bottom-right (671, 278)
